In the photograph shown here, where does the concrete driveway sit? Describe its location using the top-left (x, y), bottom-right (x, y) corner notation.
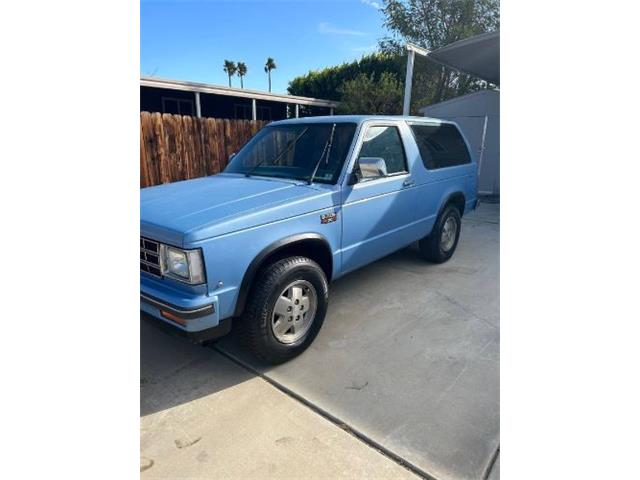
top-left (141, 201), bottom-right (499, 480)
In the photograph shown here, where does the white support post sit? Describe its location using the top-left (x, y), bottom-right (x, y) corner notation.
top-left (194, 92), bottom-right (201, 118)
top-left (330, 107), bottom-right (334, 115)
top-left (403, 44), bottom-right (430, 116)
top-left (251, 98), bottom-right (257, 121)
top-left (295, 104), bottom-right (299, 118)
top-left (403, 49), bottom-right (415, 116)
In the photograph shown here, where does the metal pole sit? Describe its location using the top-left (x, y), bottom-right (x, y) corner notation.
top-left (194, 92), bottom-right (201, 118)
top-left (403, 44), bottom-right (429, 116)
top-left (251, 99), bottom-right (257, 121)
top-left (295, 104), bottom-right (299, 118)
top-left (403, 49), bottom-right (415, 116)
top-left (330, 107), bottom-right (334, 115)
top-left (478, 115), bottom-right (489, 177)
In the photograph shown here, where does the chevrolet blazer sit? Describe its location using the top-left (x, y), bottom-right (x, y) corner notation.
top-left (141, 115), bottom-right (477, 363)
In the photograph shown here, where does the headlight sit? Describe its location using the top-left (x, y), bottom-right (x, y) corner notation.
top-left (159, 245), bottom-right (205, 284)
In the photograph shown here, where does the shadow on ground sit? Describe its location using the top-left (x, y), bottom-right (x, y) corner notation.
top-left (140, 316), bottom-right (254, 417)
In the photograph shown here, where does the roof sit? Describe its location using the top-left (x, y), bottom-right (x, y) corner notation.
top-left (428, 31), bottom-right (499, 85)
top-left (419, 89), bottom-right (500, 116)
top-left (269, 115), bottom-right (453, 126)
top-left (140, 76), bottom-right (340, 108)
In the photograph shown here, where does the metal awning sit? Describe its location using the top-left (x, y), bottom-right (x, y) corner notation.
top-left (427, 30), bottom-right (500, 85)
top-left (140, 76), bottom-right (340, 108)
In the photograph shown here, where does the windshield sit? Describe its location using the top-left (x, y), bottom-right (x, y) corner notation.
top-left (224, 122), bottom-right (357, 184)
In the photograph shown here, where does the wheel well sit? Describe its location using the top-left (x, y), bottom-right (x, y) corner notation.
top-left (234, 236), bottom-right (333, 317)
top-left (258, 239), bottom-right (333, 280)
top-left (445, 192), bottom-right (466, 217)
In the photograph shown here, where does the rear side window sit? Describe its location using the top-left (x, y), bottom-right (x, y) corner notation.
top-left (409, 123), bottom-right (471, 170)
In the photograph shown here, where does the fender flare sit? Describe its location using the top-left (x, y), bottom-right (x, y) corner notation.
top-left (233, 233), bottom-right (332, 318)
top-left (437, 191), bottom-right (466, 220)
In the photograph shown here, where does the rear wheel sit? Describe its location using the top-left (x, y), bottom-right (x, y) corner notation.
top-left (419, 204), bottom-right (462, 263)
top-left (241, 256), bottom-right (328, 364)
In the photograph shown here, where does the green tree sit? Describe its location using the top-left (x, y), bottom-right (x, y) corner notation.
top-left (337, 72), bottom-right (403, 115)
top-left (288, 53), bottom-right (404, 101)
top-left (381, 0), bottom-right (499, 51)
top-left (264, 57), bottom-right (277, 92)
top-left (380, 0), bottom-right (500, 108)
top-left (223, 60), bottom-right (237, 87)
top-left (288, 1), bottom-right (499, 113)
top-left (237, 62), bottom-right (247, 88)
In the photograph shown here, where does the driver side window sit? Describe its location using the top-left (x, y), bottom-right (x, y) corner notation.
top-left (357, 126), bottom-right (407, 179)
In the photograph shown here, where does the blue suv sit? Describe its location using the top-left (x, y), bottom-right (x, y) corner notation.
top-left (141, 115), bottom-right (477, 363)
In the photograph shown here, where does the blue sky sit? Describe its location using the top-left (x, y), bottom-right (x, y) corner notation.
top-left (141, 0), bottom-right (389, 94)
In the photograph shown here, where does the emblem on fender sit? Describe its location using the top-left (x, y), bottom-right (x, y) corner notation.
top-left (320, 212), bottom-right (338, 224)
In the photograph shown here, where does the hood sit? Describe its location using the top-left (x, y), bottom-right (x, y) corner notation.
top-left (141, 174), bottom-right (335, 246)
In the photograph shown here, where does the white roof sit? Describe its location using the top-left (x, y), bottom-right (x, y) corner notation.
top-left (419, 89), bottom-right (500, 117)
top-left (428, 31), bottom-right (499, 85)
top-left (140, 76), bottom-right (340, 108)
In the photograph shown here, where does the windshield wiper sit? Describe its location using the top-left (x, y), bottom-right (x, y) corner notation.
top-left (308, 123), bottom-right (336, 185)
top-left (245, 127), bottom-right (309, 178)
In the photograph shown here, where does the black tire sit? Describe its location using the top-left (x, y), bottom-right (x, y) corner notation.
top-left (419, 204), bottom-right (462, 263)
top-left (240, 256), bottom-right (329, 364)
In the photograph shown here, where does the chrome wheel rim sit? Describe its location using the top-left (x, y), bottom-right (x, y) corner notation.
top-left (440, 216), bottom-right (458, 252)
top-left (271, 280), bottom-right (317, 344)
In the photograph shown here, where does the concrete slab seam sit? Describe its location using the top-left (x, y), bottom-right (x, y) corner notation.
top-left (212, 344), bottom-right (442, 480)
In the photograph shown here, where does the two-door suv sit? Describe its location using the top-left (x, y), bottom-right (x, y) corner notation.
top-left (141, 115), bottom-right (477, 363)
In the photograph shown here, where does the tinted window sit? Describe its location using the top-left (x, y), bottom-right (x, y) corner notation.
top-left (162, 98), bottom-right (179, 114)
top-left (179, 99), bottom-right (194, 116)
top-left (409, 123), bottom-right (471, 169)
top-left (358, 126), bottom-right (407, 176)
top-left (161, 97), bottom-right (194, 116)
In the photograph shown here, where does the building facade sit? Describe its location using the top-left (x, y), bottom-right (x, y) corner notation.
top-left (140, 77), bottom-right (339, 121)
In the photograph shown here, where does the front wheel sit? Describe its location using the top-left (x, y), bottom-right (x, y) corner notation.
top-left (241, 256), bottom-right (329, 364)
top-left (419, 205), bottom-right (462, 263)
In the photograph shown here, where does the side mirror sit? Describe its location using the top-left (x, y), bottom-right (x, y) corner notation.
top-left (358, 157), bottom-right (388, 179)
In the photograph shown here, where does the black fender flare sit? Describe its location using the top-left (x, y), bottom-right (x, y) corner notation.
top-left (437, 191), bottom-right (466, 220)
top-left (233, 233), bottom-right (332, 318)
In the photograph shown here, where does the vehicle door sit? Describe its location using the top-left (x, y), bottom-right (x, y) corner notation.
top-left (340, 122), bottom-right (421, 275)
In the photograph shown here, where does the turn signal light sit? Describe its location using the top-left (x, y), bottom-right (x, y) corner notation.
top-left (160, 310), bottom-right (187, 326)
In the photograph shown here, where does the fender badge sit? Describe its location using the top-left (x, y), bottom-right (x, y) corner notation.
top-left (320, 212), bottom-right (338, 224)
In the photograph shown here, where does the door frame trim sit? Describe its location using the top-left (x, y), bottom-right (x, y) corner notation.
top-left (341, 120), bottom-right (412, 188)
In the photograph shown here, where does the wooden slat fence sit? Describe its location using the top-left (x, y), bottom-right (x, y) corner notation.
top-left (140, 112), bottom-right (268, 188)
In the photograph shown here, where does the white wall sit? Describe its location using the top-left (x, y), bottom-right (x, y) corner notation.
top-left (420, 90), bottom-right (500, 196)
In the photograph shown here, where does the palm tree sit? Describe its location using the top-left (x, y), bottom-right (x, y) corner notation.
top-left (223, 60), bottom-right (237, 87)
top-left (237, 62), bottom-right (247, 88)
top-left (264, 57), bottom-right (276, 92)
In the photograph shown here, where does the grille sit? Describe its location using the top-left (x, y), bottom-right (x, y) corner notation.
top-left (140, 237), bottom-right (162, 277)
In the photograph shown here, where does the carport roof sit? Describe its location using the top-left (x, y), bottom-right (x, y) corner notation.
top-left (428, 30), bottom-right (500, 85)
top-left (140, 76), bottom-right (340, 108)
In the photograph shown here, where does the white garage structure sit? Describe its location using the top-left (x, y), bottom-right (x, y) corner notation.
top-left (420, 89), bottom-right (499, 195)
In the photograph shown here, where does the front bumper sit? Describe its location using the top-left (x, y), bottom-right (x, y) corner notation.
top-left (140, 292), bottom-right (231, 343)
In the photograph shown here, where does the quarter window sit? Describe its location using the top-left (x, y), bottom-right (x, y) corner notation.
top-left (409, 123), bottom-right (471, 169)
top-left (357, 126), bottom-right (407, 177)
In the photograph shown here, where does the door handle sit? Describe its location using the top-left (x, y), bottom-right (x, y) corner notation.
top-left (402, 179), bottom-right (415, 188)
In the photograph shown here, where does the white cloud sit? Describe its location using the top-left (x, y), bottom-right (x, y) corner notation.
top-left (361, 0), bottom-right (381, 9)
top-left (318, 22), bottom-right (367, 36)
